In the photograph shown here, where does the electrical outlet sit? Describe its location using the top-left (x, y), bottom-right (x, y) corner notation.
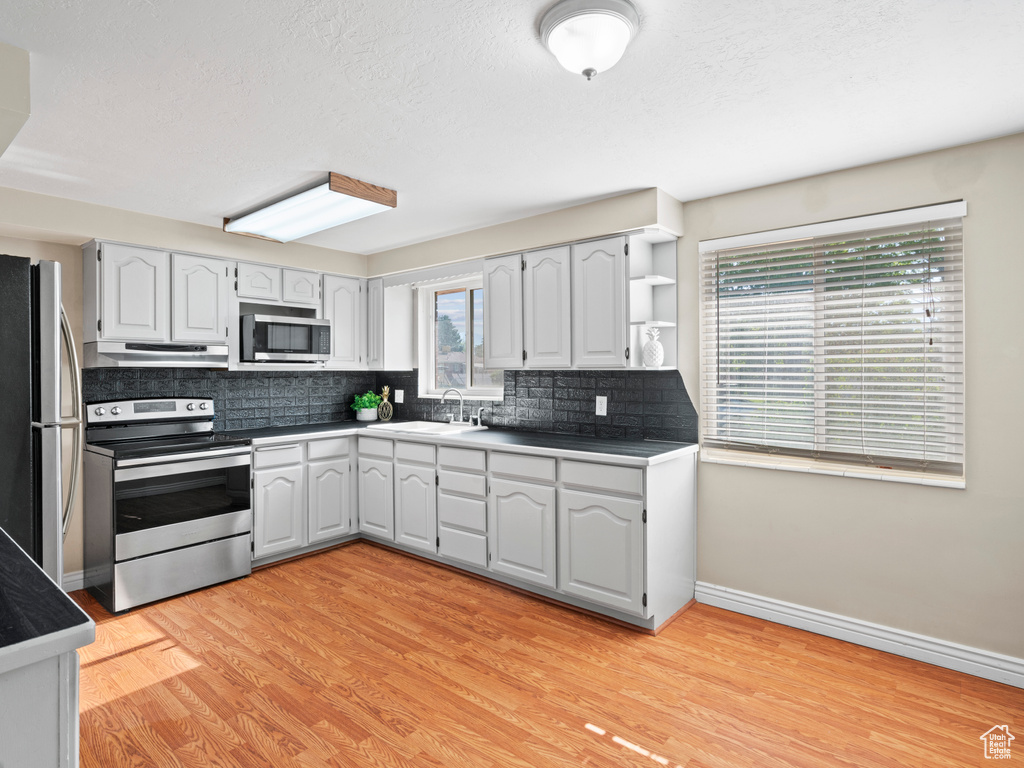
top-left (595, 395), bottom-right (607, 416)
top-left (394, 389), bottom-right (404, 403)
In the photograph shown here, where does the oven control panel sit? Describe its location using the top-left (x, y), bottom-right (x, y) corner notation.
top-left (86, 398), bottom-right (215, 425)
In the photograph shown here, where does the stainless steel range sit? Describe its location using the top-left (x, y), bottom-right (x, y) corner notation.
top-left (83, 398), bottom-right (252, 613)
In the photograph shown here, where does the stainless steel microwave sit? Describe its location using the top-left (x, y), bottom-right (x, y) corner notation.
top-left (240, 314), bottom-right (331, 363)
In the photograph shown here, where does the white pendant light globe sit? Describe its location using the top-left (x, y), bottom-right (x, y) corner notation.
top-left (540, 0), bottom-right (639, 80)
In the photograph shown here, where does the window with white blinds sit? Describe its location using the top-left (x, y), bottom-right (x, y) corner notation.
top-left (699, 202), bottom-right (965, 476)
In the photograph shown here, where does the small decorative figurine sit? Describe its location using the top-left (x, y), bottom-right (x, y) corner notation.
top-left (378, 385), bottom-right (393, 422)
top-left (643, 326), bottom-right (665, 368)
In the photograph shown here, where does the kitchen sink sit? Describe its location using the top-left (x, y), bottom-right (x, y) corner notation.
top-left (364, 421), bottom-right (488, 436)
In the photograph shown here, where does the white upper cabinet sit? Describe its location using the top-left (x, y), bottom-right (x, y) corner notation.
top-left (171, 254), bottom-right (229, 343)
top-left (483, 254), bottom-right (524, 370)
top-left (366, 278), bottom-right (384, 369)
top-left (523, 245), bottom-right (571, 368)
top-left (98, 242), bottom-right (170, 341)
top-left (323, 275), bottom-right (365, 369)
top-left (282, 268), bottom-right (320, 305)
top-left (236, 262), bottom-right (281, 301)
top-left (572, 236), bottom-right (628, 368)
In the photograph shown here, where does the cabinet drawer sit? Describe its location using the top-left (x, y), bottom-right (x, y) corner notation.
top-left (358, 437), bottom-right (394, 459)
top-left (438, 447), bottom-right (486, 473)
top-left (307, 436), bottom-right (351, 460)
top-left (438, 492), bottom-right (487, 533)
top-left (253, 443), bottom-right (302, 469)
top-left (562, 460), bottom-right (643, 497)
top-left (395, 441), bottom-right (436, 466)
top-left (490, 452), bottom-right (556, 483)
top-left (438, 526), bottom-right (488, 568)
top-left (438, 469), bottom-right (486, 498)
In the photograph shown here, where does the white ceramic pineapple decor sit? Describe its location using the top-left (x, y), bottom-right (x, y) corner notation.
top-left (642, 327), bottom-right (665, 367)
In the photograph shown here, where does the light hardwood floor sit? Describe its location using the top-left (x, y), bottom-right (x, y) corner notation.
top-left (72, 542), bottom-right (1022, 767)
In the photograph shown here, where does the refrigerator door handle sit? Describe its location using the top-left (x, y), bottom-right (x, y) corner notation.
top-left (60, 304), bottom-right (83, 539)
top-left (35, 423), bottom-right (64, 586)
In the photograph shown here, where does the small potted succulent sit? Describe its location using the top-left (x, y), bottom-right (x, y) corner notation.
top-left (351, 391), bottom-right (383, 422)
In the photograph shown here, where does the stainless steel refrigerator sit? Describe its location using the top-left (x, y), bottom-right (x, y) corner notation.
top-left (0, 253), bottom-right (82, 587)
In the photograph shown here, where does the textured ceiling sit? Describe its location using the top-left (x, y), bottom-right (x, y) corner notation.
top-left (1, 0), bottom-right (1022, 255)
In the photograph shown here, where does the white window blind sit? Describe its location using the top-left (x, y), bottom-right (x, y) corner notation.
top-left (699, 203), bottom-right (965, 476)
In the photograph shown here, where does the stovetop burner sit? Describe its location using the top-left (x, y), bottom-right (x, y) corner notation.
top-left (86, 432), bottom-right (251, 460)
top-left (83, 398), bottom-right (250, 461)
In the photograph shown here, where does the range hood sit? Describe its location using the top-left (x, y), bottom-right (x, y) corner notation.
top-left (84, 341), bottom-right (229, 369)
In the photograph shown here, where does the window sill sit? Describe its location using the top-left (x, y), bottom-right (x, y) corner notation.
top-left (417, 390), bottom-right (504, 402)
top-left (700, 447), bottom-right (965, 489)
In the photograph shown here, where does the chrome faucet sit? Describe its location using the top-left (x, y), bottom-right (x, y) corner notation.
top-left (441, 388), bottom-right (465, 423)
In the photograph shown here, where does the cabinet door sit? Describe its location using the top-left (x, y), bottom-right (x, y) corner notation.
top-left (253, 465), bottom-right (306, 559)
top-left (99, 242), bottom-right (169, 341)
top-left (366, 277), bottom-right (384, 370)
top-left (394, 463), bottom-right (437, 553)
top-left (171, 254), bottom-right (229, 343)
top-left (357, 456), bottom-right (394, 539)
top-left (237, 263), bottom-right (281, 301)
top-left (308, 458), bottom-right (352, 544)
top-left (483, 254), bottom-right (523, 369)
top-left (524, 246), bottom-right (571, 368)
top-left (558, 489), bottom-right (644, 615)
top-left (283, 268), bottom-right (320, 305)
top-left (572, 237), bottom-right (627, 368)
top-left (489, 478), bottom-right (556, 588)
top-left (323, 275), bottom-right (365, 368)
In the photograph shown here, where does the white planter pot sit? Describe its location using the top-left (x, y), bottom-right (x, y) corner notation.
top-left (355, 408), bottom-right (378, 422)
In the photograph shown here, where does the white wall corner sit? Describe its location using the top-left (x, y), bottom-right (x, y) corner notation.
top-left (656, 188), bottom-right (685, 237)
top-left (0, 42), bottom-right (31, 158)
top-left (695, 582), bottom-right (1024, 690)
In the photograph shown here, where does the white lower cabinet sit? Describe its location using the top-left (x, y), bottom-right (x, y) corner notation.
top-left (357, 457), bottom-right (394, 539)
top-left (262, 431), bottom-right (695, 631)
top-left (253, 461), bottom-right (306, 559)
top-left (253, 437), bottom-right (354, 561)
top-left (558, 489), bottom-right (645, 615)
top-left (394, 444), bottom-right (438, 553)
top-left (308, 457), bottom-right (353, 544)
top-left (489, 478), bottom-right (556, 589)
top-left (437, 447), bottom-right (488, 567)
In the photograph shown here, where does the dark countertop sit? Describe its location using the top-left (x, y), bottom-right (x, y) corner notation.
top-left (0, 528), bottom-right (94, 673)
top-left (223, 420), bottom-right (696, 463)
top-left (226, 421), bottom-right (362, 442)
top-left (453, 429), bottom-right (694, 460)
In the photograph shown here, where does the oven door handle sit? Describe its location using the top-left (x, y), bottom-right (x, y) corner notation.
top-left (114, 445), bottom-right (252, 468)
top-left (115, 453), bottom-right (251, 482)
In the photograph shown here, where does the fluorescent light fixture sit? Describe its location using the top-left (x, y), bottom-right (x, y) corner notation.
top-left (224, 172), bottom-right (396, 242)
top-left (540, 0), bottom-right (639, 81)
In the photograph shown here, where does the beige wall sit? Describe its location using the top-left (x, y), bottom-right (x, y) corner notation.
top-left (679, 132), bottom-right (1024, 658)
top-left (0, 236), bottom-right (86, 576)
top-left (0, 186), bottom-right (367, 276)
top-left (368, 188), bottom-right (681, 276)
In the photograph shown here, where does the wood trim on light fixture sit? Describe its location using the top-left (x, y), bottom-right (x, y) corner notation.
top-left (329, 172), bottom-right (397, 208)
top-left (221, 218), bottom-right (284, 243)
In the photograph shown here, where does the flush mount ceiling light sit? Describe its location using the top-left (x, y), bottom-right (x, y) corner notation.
top-left (223, 172), bottom-right (397, 243)
top-left (540, 0), bottom-right (639, 81)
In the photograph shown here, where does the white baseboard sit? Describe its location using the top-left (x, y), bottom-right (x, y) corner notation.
top-left (62, 569), bottom-right (85, 593)
top-left (695, 582), bottom-right (1024, 689)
